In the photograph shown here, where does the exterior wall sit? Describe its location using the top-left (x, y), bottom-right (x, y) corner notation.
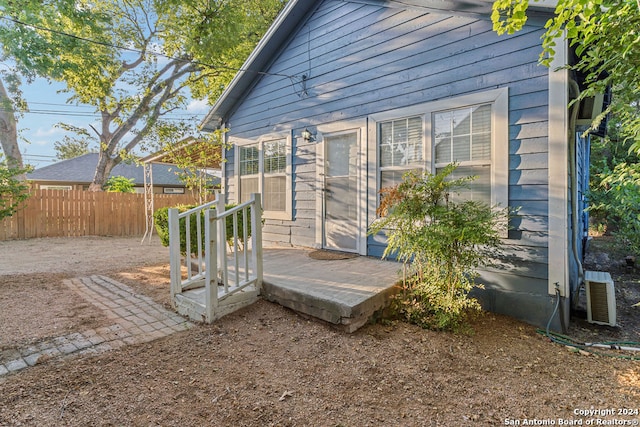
top-left (223, 0), bottom-right (560, 326)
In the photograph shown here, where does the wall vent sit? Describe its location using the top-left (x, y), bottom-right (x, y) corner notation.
top-left (584, 271), bottom-right (616, 327)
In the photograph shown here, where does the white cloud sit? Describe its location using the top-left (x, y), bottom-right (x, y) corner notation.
top-left (33, 126), bottom-right (64, 139)
top-left (186, 99), bottom-right (209, 113)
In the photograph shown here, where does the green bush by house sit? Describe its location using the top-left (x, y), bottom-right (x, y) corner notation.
top-left (154, 204), bottom-right (251, 255)
top-left (369, 164), bottom-right (506, 332)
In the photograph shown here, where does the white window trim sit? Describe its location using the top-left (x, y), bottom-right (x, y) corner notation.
top-left (368, 88), bottom-right (509, 233)
top-left (233, 132), bottom-right (292, 220)
top-left (40, 185), bottom-right (73, 191)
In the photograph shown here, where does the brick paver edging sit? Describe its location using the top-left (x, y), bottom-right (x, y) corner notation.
top-left (0, 275), bottom-right (192, 377)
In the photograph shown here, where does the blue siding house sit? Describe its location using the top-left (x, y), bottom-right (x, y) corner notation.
top-left (202, 0), bottom-right (595, 329)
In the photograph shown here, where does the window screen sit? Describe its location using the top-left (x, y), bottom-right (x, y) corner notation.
top-left (379, 116), bottom-right (423, 189)
top-left (263, 139), bottom-right (286, 211)
top-left (238, 140), bottom-right (287, 211)
top-left (434, 104), bottom-right (492, 204)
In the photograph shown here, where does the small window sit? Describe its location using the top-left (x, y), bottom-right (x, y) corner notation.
top-left (40, 185), bottom-right (72, 191)
top-left (263, 140), bottom-right (287, 212)
top-left (239, 144), bottom-right (259, 204)
top-left (163, 187), bottom-right (185, 194)
top-left (236, 136), bottom-right (291, 219)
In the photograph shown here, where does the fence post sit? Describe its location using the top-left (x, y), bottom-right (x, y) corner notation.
top-left (168, 208), bottom-right (181, 306)
top-left (204, 208), bottom-right (218, 322)
top-left (250, 193), bottom-right (263, 292)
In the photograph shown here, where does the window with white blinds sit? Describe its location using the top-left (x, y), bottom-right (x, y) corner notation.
top-left (371, 88), bottom-right (508, 232)
top-left (237, 137), bottom-right (290, 217)
top-left (263, 139), bottom-right (286, 212)
top-left (239, 144), bottom-right (259, 204)
top-left (434, 104), bottom-right (492, 203)
top-left (379, 116), bottom-right (423, 189)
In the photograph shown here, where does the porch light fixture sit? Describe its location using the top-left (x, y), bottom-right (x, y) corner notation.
top-left (301, 128), bottom-right (315, 142)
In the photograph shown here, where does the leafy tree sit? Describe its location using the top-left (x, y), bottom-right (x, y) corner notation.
top-left (369, 165), bottom-right (506, 332)
top-left (589, 112), bottom-right (640, 255)
top-left (491, 0), bottom-right (640, 152)
top-left (161, 134), bottom-right (225, 204)
top-left (0, 153), bottom-right (31, 219)
top-left (597, 161), bottom-right (640, 256)
top-left (53, 124), bottom-right (97, 160)
top-left (0, 0), bottom-right (287, 190)
top-left (588, 115), bottom-right (638, 231)
top-left (54, 137), bottom-right (92, 160)
top-left (103, 175), bottom-right (135, 193)
top-left (492, 0), bottom-right (640, 254)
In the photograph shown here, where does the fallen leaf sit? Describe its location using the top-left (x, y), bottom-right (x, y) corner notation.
top-left (278, 391), bottom-right (293, 401)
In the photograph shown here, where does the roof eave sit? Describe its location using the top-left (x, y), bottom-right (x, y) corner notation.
top-left (200, 0), bottom-right (317, 132)
top-left (199, 0), bottom-right (558, 132)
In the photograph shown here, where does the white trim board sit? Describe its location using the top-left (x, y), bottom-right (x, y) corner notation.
top-left (547, 35), bottom-right (570, 297)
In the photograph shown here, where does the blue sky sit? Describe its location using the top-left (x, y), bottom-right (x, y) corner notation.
top-left (18, 77), bottom-right (211, 169)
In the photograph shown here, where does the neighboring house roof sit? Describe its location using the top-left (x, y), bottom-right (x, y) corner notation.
top-left (142, 137), bottom-right (222, 170)
top-left (200, 0), bottom-right (557, 131)
top-left (27, 153), bottom-right (220, 187)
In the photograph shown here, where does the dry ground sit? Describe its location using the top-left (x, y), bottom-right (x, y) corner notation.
top-left (0, 235), bottom-right (639, 426)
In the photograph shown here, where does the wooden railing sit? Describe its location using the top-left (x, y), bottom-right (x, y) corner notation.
top-left (168, 193), bottom-right (263, 322)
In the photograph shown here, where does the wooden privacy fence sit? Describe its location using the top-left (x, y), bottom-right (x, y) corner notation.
top-left (0, 189), bottom-right (203, 240)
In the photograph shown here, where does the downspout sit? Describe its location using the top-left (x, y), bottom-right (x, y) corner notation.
top-left (568, 79), bottom-right (585, 306)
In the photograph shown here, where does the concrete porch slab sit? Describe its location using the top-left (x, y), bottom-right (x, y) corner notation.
top-left (261, 247), bottom-right (402, 332)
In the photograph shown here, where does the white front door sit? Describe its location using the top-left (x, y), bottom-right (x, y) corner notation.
top-left (323, 131), bottom-right (359, 252)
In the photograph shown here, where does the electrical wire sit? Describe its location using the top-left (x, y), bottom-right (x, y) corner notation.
top-left (0, 15), bottom-right (300, 80)
top-left (16, 110), bottom-right (199, 121)
top-left (0, 105), bottom-right (205, 120)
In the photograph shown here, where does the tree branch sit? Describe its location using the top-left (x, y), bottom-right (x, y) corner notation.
top-left (109, 61), bottom-right (198, 152)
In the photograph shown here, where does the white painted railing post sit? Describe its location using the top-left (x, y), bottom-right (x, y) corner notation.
top-left (168, 207), bottom-right (181, 305)
top-left (204, 207), bottom-right (218, 322)
top-left (215, 196), bottom-right (228, 291)
top-left (250, 193), bottom-right (263, 292)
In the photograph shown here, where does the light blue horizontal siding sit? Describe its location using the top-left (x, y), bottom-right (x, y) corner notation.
top-left (224, 0), bottom-right (551, 281)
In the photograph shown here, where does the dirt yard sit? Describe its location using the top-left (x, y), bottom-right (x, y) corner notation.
top-left (0, 235), bottom-right (639, 426)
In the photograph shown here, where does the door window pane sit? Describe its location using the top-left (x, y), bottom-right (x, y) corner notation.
top-left (326, 133), bottom-right (357, 177)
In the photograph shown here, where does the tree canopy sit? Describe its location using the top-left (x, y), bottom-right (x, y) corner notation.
top-left (0, 0), bottom-right (287, 190)
top-left (492, 0), bottom-right (640, 152)
top-left (53, 124), bottom-right (97, 160)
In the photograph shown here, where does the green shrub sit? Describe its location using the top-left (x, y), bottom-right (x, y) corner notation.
top-left (369, 164), bottom-right (506, 332)
top-left (594, 162), bottom-right (640, 256)
top-left (154, 204), bottom-right (251, 255)
top-left (588, 128), bottom-right (640, 256)
top-left (0, 155), bottom-right (31, 220)
top-left (104, 175), bottom-right (135, 193)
